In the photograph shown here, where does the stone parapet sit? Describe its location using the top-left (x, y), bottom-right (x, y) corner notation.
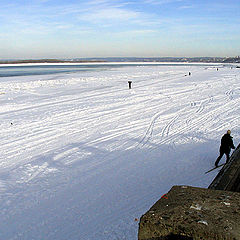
top-left (138, 186), bottom-right (240, 240)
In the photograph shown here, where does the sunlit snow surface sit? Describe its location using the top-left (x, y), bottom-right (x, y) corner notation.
top-left (0, 63), bottom-right (239, 239)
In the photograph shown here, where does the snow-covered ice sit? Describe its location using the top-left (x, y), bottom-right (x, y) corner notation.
top-left (0, 63), bottom-right (239, 239)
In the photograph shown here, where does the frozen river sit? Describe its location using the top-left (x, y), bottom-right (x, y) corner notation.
top-left (0, 63), bottom-right (239, 239)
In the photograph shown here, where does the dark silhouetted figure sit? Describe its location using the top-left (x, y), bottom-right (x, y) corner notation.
top-left (215, 130), bottom-right (235, 167)
top-left (128, 81), bottom-right (132, 89)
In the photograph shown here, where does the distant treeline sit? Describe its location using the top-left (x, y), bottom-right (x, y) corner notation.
top-left (73, 56), bottom-right (240, 63)
top-left (222, 56), bottom-right (240, 63)
top-left (0, 57), bottom-right (240, 64)
top-left (0, 59), bottom-right (106, 64)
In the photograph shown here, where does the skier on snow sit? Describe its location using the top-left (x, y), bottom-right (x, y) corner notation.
top-left (215, 130), bottom-right (235, 167)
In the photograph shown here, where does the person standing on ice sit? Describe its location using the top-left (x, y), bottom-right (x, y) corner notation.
top-left (215, 130), bottom-right (235, 167)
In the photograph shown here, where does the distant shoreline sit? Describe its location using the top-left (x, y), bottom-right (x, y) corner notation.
top-left (0, 57), bottom-right (239, 65)
top-left (0, 59), bottom-right (106, 64)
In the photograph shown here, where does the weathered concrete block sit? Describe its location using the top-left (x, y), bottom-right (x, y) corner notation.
top-left (138, 186), bottom-right (240, 240)
top-left (209, 144), bottom-right (240, 192)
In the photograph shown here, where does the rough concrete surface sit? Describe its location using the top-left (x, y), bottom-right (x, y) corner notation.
top-left (138, 186), bottom-right (240, 240)
top-left (209, 144), bottom-right (240, 192)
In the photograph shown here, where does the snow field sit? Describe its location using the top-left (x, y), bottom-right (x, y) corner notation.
top-left (0, 64), bottom-right (239, 239)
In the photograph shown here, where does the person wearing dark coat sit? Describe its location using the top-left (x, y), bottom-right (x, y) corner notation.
top-left (215, 130), bottom-right (235, 167)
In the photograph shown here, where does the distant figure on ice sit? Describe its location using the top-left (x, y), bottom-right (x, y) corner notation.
top-left (128, 81), bottom-right (132, 89)
top-left (215, 130), bottom-right (235, 167)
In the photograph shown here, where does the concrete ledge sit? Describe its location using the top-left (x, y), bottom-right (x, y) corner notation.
top-left (209, 144), bottom-right (240, 192)
top-left (138, 186), bottom-right (240, 240)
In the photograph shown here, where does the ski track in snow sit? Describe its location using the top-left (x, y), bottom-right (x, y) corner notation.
top-left (0, 64), bottom-right (240, 240)
top-left (138, 112), bottom-right (162, 147)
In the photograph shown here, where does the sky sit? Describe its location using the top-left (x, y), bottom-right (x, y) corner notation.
top-left (0, 0), bottom-right (240, 59)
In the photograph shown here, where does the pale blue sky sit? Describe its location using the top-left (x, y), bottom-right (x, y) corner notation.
top-left (0, 0), bottom-right (240, 59)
